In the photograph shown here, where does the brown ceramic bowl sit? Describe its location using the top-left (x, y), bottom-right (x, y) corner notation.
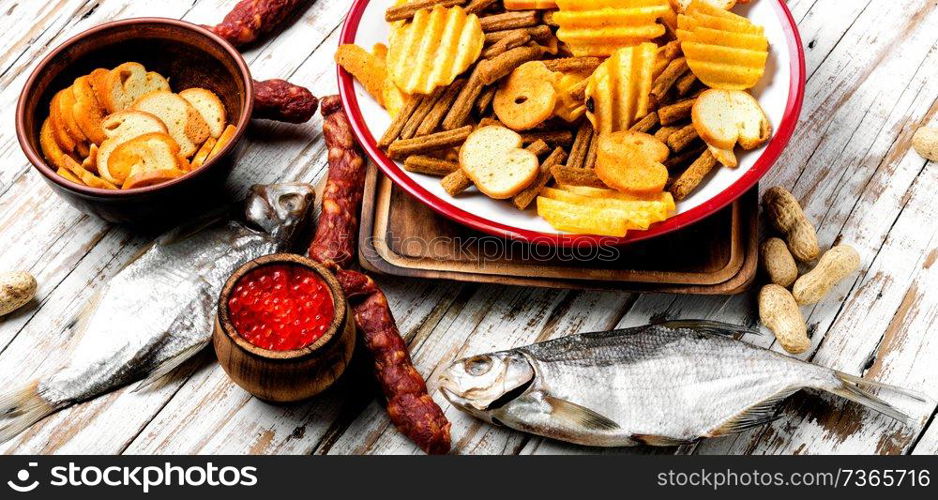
top-left (214, 254), bottom-right (356, 403)
top-left (15, 18), bottom-right (254, 224)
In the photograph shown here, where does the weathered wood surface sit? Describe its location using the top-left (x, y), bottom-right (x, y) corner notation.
top-left (0, 0), bottom-right (935, 455)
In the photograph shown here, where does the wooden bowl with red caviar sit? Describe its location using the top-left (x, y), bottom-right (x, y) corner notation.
top-left (214, 254), bottom-right (356, 403)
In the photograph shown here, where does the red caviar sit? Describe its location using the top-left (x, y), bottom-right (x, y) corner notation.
top-left (228, 264), bottom-right (335, 351)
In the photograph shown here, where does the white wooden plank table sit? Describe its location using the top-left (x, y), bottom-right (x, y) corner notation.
top-left (0, 0), bottom-right (936, 455)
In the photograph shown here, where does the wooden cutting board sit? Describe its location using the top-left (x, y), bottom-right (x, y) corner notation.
top-left (358, 165), bottom-right (759, 294)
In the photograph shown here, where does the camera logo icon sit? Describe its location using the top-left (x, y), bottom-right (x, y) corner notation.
top-left (7, 462), bottom-right (39, 493)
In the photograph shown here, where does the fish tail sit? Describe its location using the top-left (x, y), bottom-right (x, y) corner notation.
top-left (134, 340), bottom-right (210, 393)
top-left (835, 372), bottom-right (930, 402)
top-left (0, 381), bottom-right (57, 444)
top-left (827, 372), bottom-right (922, 424)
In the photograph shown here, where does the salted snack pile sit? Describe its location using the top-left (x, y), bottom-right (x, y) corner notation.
top-left (40, 62), bottom-right (235, 190)
top-left (338, 0), bottom-right (771, 237)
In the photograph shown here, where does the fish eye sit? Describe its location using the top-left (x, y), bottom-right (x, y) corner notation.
top-left (278, 193), bottom-right (305, 212)
top-left (464, 356), bottom-right (492, 376)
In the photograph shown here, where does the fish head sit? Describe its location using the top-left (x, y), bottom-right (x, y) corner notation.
top-left (438, 351), bottom-right (535, 420)
top-left (244, 183), bottom-right (316, 246)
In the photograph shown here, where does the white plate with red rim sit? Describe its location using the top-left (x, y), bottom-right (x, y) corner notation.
top-left (338, 0), bottom-right (805, 247)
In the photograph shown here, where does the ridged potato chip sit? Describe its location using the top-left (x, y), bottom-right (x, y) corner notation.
top-left (387, 5), bottom-right (484, 95)
top-left (677, 0), bottom-right (768, 90)
top-left (560, 185), bottom-right (675, 208)
top-left (537, 197), bottom-right (633, 237)
top-left (536, 192), bottom-right (673, 237)
top-left (677, 26), bottom-right (767, 49)
top-left (585, 42), bottom-right (658, 135)
top-left (387, 0), bottom-right (409, 47)
top-left (671, 0), bottom-right (740, 13)
top-left (505, 0), bottom-right (558, 8)
top-left (542, 187), bottom-right (673, 223)
top-left (553, 0), bottom-right (671, 57)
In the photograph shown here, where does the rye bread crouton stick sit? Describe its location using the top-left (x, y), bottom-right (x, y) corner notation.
top-left (567, 121), bottom-right (594, 169)
top-left (629, 112), bottom-right (660, 133)
top-left (386, 0), bottom-right (468, 22)
top-left (404, 156), bottom-right (460, 176)
top-left (670, 150), bottom-right (718, 201)
top-left (512, 146), bottom-right (568, 210)
top-left (479, 11), bottom-right (541, 32)
top-left (418, 79), bottom-right (468, 136)
top-left (658, 98), bottom-right (696, 126)
top-left (666, 123), bottom-right (700, 153)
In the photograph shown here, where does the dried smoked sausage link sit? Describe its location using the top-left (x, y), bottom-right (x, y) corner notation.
top-left (204, 2), bottom-right (318, 123)
top-left (336, 269), bottom-right (452, 455)
top-left (208, 0), bottom-right (305, 48)
top-left (253, 79), bottom-right (319, 124)
top-left (307, 96), bottom-right (366, 268)
top-left (307, 97), bottom-right (452, 454)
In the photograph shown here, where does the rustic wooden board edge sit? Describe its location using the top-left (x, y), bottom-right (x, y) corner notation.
top-left (358, 166), bottom-right (760, 294)
top-left (372, 174), bottom-right (748, 285)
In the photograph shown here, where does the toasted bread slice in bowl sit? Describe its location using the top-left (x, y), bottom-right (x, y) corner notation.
top-left (102, 62), bottom-right (171, 113)
top-left (72, 75), bottom-right (108, 145)
top-left (123, 167), bottom-right (188, 190)
top-left (190, 137), bottom-right (217, 170)
top-left (107, 132), bottom-right (182, 185)
top-left (88, 68), bottom-right (113, 111)
top-left (96, 110), bottom-right (169, 184)
top-left (48, 90), bottom-right (80, 154)
top-left (180, 88), bottom-right (227, 139)
top-left (40, 119), bottom-right (116, 190)
top-left (56, 86), bottom-right (90, 146)
top-left (39, 118), bottom-right (80, 173)
top-left (208, 124), bottom-right (238, 163)
top-left (132, 90), bottom-right (211, 157)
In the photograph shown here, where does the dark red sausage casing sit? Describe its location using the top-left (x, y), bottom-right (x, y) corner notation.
top-left (308, 96), bottom-right (452, 454)
top-left (307, 96), bottom-right (366, 268)
top-left (253, 79), bottom-right (319, 124)
top-left (338, 269), bottom-right (452, 455)
top-left (209, 0), bottom-right (305, 48)
top-left (206, 1), bottom-right (318, 123)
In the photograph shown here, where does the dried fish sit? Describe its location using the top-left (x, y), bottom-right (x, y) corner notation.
top-left (0, 184), bottom-right (315, 442)
top-left (439, 321), bottom-right (926, 447)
